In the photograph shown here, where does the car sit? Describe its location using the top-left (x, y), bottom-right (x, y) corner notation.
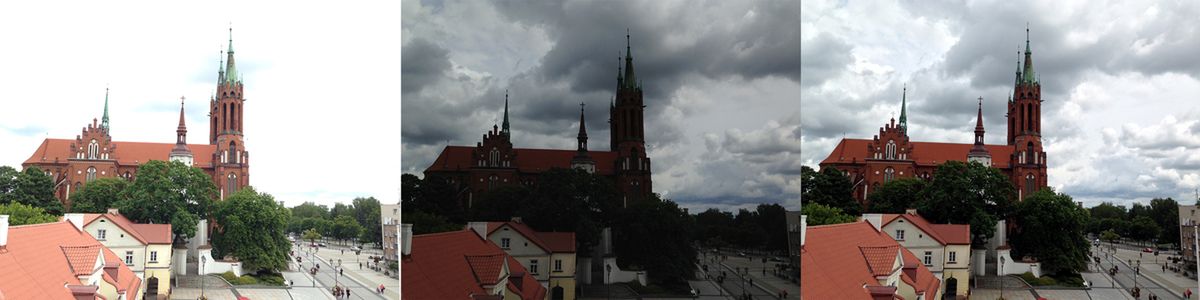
top-left (1143, 248), bottom-right (1153, 253)
top-left (319, 243), bottom-right (328, 247)
top-left (738, 252), bottom-right (747, 257)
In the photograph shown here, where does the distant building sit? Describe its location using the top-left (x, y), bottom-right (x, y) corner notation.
top-left (785, 210), bottom-right (801, 278)
top-left (401, 225), bottom-right (547, 300)
top-left (381, 203), bottom-right (400, 264)
top-left (801, 221), bottom-right (942, 300)
top-left (864, 210), bottom-right (971, 299)
top-left (1179, 205), bottom-right (1200, 269)
top-left (0, 215), bottom-right (143, 300)
top-left (469, 219), bottom-right (577, 300)
top-left (70, 209), bottom-right (174, 298)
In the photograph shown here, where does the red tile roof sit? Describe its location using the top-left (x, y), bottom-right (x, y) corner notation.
top-left (426, 146), bottom-right (619, 175)
top-left (880, 213), bottom-right (971, 245)
top-left (78, 212), bottom-right (173, 245)
top-left (506, 257), bottom-right (546, 300)
top-left (0, 221), bottom-right (142, 300)
top-left (401, 230), bottom-right (546, 300)
top-left (466, 254), bottom-right (507, 285)
top-left (859, 245), bottom-right (900, 276)
top-left (801, 221), bottom-right (940, 300)
top-left (61, 245), bottom-right (102, 276)
top-left (486, 221), bottom-right (576, 253)
top-left (821, 138), bottom-right (1015, 167)
top-left (24, 138), bottom-right (217, 167)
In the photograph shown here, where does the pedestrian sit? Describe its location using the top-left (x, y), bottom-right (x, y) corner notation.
top-left (347, 289), bottom-right (351, 298)
top-left (360, 262), bottom-right (363, 270)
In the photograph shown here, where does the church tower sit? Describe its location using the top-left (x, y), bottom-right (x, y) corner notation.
top-left (572, 103), bottom-right (596, 173)
top-left (1007, 26), bottom-right (1047, 199)
top-left (210, 27), bottom-right (250, 199)
top-left (169, 97), bottom-right (194, 166)
top-left (609, 32), bottom-right (652, 204)
top-left (967, 97), bottom-right (991, 166)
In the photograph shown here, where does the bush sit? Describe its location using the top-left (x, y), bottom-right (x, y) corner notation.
top-left (1018, 272), bottom-right (1060, 286)
top-left (219, 271), bottom-right (286, 286)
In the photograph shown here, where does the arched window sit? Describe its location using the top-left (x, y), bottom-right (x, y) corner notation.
top-left (488, 175), bottom-right (498, 190)
top-left (228, 142), bottom-right (238, 164)
top-left (1025, 174), bottom-right (1036, 195)
top-left (86, 167), bottom-right (97, 182)
top-left (489, 148), bottom-right (499, 167)
top-left (88, 140), bottom-right (99, 159)
top-left (1026, 142), bottom-right (1035, 165)
top-left (227, 173), bottom-right (238, 195)
top-left (884, 167), bottom-right (895, 183)
top-left (886, 140), bottom-right (897, 160)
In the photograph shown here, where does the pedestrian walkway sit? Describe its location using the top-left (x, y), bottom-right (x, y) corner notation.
top-left (1107, 245), bottom-right (1197, 299)
top-left (312, 246), bottom-right (398, 300)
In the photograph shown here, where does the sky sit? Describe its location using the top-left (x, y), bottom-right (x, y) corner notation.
top-left (802, 0), bottom-right (1200, 208)
top-left (401, 0), bottom-right (802, 212)
top-left (0, 1), bottom-right (402, 208)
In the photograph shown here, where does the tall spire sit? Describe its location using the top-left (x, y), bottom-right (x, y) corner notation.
top-left (968, 97), bottom-right (991, 164)
top-left (177, 96), bottom-right (188, 142)
top-left (501, 90), bottom-right (510, 135)
top-left (1021, 25), bottom-right (1036, 84)
top-left (898, 84), bottom-right (908, 133)
top-left (101, 87), bottom-right (111, 131)
top-left (224, 26), bottom-right (240, 85)
top-left (577, 102), bottom-right (588, 152)
top-left (171, 96), bottom-right (194, 163)
top-left (975, 97), bottom-right (985, 132)
top-left (218, 48), bottom-right (225, 84)
top-left (617, 55), bottom-right (623, 90)
top-left (622, 30), bottom-right (638, 89)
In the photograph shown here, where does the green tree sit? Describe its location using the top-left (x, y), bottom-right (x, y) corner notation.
top-left (116, 160), bottom-right (215, 243)
top-left (0, 202), bottom-right (59, 225)
top-left (522, 168), bottom-right (619, 254)
top-left (70, 177), bottom-right (128, 213)
top-left (211, 187), bottom-right (290, 273)
top-left (1129, 216), bottom-right (1161, 244)
top-left (0, 166), bottom-right (19, 201)
top-left (331, 215), bottom-right (363, 245)
top-left (1089, 202), bottom-right (1126, 220)
top-left (801, 203), bottom-right (857, 226)
top-left (302, 228), bottom-right (322, 244)
top-left (802, 166), bottom-right (859, 215)
top-left (917, 161), bottom-right (1015, 246)
top-left (330, 203), bottom-right (353, 220)
top-left (291, 202), bottom-right (329, 219)
top-left (1149, 198), bottom-right (1180, 246)
top-left (755, 204), bottom-right (789, 253)
top-left (610, 193), bottom-right (697, 286)
top-left (351, 197), bottom-right (383, 245)
top-left (866, 178), bottom-right (926, 213)
top-left (694, 208), bottom-right (735, 248)
top-left (402, 209), bottom-right (461, 235)
top-left (1010, 189), bottom-right (1089, 276)
top-left (9, 166), bottom-right (61, 215)
top-left (1101, 229), bottom-right (1120, 243)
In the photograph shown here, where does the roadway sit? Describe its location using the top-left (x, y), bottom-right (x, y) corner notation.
top-left (296, 244), bottom-right (387, 300)
top-left (1094, 244), bottom-right (1183, 300)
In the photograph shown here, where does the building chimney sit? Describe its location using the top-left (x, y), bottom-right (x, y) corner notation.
top-left (510, 217), bottom-right (523, 223)
top-left (107, 208), bottom-right (119, 215)
top-left (905, 208), bottom-right (918, 215)
top-left (67, 285), bottom-right (99, 300)
top-left (800, 215), bottom-right (807, 247)
top-left (468, 222), bottom-right (489, 240)
top-left (862, 213), bottom-right (882, 231)
top-left (0, 215), bottom-right (9, 248)
top-left (65, 213), bottom-right (84, 231)
top-left (400, 223), bottom-right (413, 256)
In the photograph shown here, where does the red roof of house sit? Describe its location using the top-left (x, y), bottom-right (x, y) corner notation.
top-left (24, 138), bottom-right (217, 167)
top-left (821, 138), bottom-right (1015, 167)
top-left (880, 213), bottom-right (971, 245)
top-left (425, 146), bottom-right (619, 175)
top-left (801, 221), bottom-right (940, 300)
top-left (0, 221), bottom-right (142, 300)
top-left (401, 230), bottom-right (546, 300)
top-left (859, 245), bottom-right (900, 276)
top-left (77, 212), bottom-right (173, 245)
top-left (486, 221), bottom-right (576, 253)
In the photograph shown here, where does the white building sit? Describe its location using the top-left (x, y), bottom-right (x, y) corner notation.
top-left (69, 209), bottom-right (174, 298)
top-left (863, 210), bottom-right (971, 299)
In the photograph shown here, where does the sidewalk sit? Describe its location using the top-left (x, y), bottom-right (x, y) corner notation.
top-left (313, 246), bottom-right (399, 300)
top-left (1109, 246), bottom-right (1198, 299)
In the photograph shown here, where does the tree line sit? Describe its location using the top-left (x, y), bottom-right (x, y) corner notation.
top-left (1088, 198), bottom-right (1180, 247)
top-left (287, 197), bottom-right (383, 247)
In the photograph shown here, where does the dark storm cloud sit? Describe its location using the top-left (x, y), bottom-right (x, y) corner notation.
top-left (800, 32), bottom-right (852, 87)
top-left (402, 38), bottom-right (452, 94)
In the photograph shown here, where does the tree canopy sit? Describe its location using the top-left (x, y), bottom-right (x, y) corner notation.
top-left (211, 187), bottom-right (291, 273)
top-left (916, 161), bottom-right (1014, 246)
top-left (70, 177), bottom-right (128, 213)
top-left (1010, 189), bottom-right (1089, 276)
top-left (0, 166), bottom-right (61, 215)
top-left (801, 166), bottom-right (859, 215)
top-left (0, 202), bottom-right (59, 226)
top-left (115, 160), bottom-right (215, 243)
top-left (866, 178), bottom-right (925, 213)
top-left (611, 193), bottom-right (697, 286)
top-left (801, 203), bottom-right (857, 226)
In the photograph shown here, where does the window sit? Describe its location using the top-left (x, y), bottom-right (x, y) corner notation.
top-left (489, 148), bottom-right (500, 167)
top-left (501, 238), bottom-right (510, 249)
top-left (895, 230), bottom-right (905, 240)
top-left (1025, 174), bottom-right (1036, 195)
top-left (530, 259), bottom-right (539, 274)
top-left (150, 251), bottom-right (158, 263)
top-left (97, 229), bottom-right (107, 240)
top-left (88, 140), bottom-right (99, 159)
top-left (229, 142), bottom-right (238, 164)
top-left (227, 173), bottom-right (238, 195)
top-left (884, 167), bottom-right (895, 183)
top-left (86, 167), bottom-right (97, 182)
top-left (555, 259), bottom-right (563, 272)
top-left (885, 140), bottom-right (897, 160)
top-left (949, 251), bottom-right (957, 263)
top-left (488, 175), bottom-right (498, 190)
top-left (125, 251), bottom-right (134, 265)
top-left (923, 251), bottom-right (933, 266)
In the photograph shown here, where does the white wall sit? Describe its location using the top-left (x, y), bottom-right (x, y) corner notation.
top-left (198, 248), bottom-right (243, 277)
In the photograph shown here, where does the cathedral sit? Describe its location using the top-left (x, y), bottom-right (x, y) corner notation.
top-left (820, 28), bottom-right (1048, 205)
top-left (22, 30), bottom-right (251, 209)
top-left (424, 34), bottom-right (653, 207)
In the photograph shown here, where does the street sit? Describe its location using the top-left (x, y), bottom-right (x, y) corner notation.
top-left (295, 243), bottom-right (389, 300)
top-left (699, 250), bottom-right (792, 300)
top-left (1093, 244), bottom-right (1184, 300)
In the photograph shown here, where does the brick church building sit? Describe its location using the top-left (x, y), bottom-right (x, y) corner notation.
top-left (820, 29), bottom-right (1048, 205)
top-left (23, 31), bottom-right (251, 209)
top-left (424, 34), bottom-right (652, 208)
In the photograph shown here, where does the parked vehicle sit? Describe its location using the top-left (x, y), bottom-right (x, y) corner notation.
top-left (1143, 247), bottom-right (1153, 253)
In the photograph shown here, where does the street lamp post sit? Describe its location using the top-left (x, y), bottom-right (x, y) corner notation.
top-left (1000, 256), bottom-right (1005, 300)
top-left (201, 256), bottom-right (206, 299)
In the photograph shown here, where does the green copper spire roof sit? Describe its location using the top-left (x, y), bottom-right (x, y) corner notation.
top-left (101, 87), bottom-right (110, 130)
top-left (622, 30), bottom-right (638, 90)
top-left (1020, 25), bottom-right (1037, 84)
top-left (502, 90), bottom-right (510, 135)
top-left (898, 84), bottom-right (907, 132)
top-left (223, 27), bottom-right (241, 85)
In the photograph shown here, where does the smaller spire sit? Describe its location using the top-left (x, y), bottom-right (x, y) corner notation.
top-left (101, 87), bottom-right (111, 131)
top-left (898, 84), bottom-right (908, 133)
top-left (975, 97), bottom-right (984, 131)
top-left (502, 90), bottom-right (510, 135)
